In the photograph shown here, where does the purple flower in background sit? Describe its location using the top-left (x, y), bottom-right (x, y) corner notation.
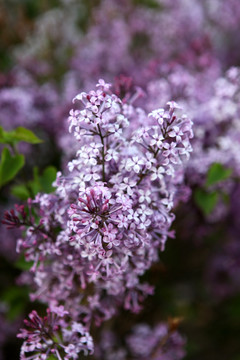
top-left (94, 320), bottom-right (186, 360)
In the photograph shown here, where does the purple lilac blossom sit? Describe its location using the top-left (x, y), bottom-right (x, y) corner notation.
top-left (6, 80), bottom-right (193, 358)
top-left (17, 307), bottom-right (93, 360)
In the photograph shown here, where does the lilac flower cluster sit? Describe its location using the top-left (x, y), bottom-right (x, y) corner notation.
top-left (9, 80), bottom-right (192, 358)
top-left (18, 306), bottom-right (93, 360)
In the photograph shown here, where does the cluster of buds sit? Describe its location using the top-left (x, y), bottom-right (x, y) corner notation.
top-left (18, 307), bottom-right (93, 360)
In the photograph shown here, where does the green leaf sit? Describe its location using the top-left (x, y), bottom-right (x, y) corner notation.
top-left (11, 166), bottom-right (57, 199)
top-left (133, 0), bottom-right (162, 8)
top-left (0, 147), bottom-right (25, 187)
top-left (7, 301), bottom-right (25, 322)
top-left (27, 166), bottom-right (42, 197)
top-left (0, 126), bottom-right (4, 139)
top-left (11, 184), bottom-right (30, 200)
top-left (206, 163), bottom-right (232, 187)
top-left (11, 127), bottom-right (42, 144)
top-left (29, 166), bottom-right (57, 195)
top-left (2, 286), bottom-right (28, 321)
top-left (15, 254), bottom-right (34, 271)
top-left (39, 166), bottom-right (57, 193)
top-left (221, 192), bottom-right (230, 205)
top-left (194, 188), bottom-right (218, 215)
top-left (0, 126), bottom-right (42, 145)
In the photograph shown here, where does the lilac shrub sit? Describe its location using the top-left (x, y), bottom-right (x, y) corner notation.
top-left (70, 0), bottom-right (207, 87)
top-left (3, 80), bottom-right (193, 358)
top-left (2, 1), bottom-right (240, 358)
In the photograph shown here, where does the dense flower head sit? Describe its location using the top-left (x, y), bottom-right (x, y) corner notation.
top-left (17, 307), bottom-right (93, 360)
top-left (8, 80), bottom-right (193, 357)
